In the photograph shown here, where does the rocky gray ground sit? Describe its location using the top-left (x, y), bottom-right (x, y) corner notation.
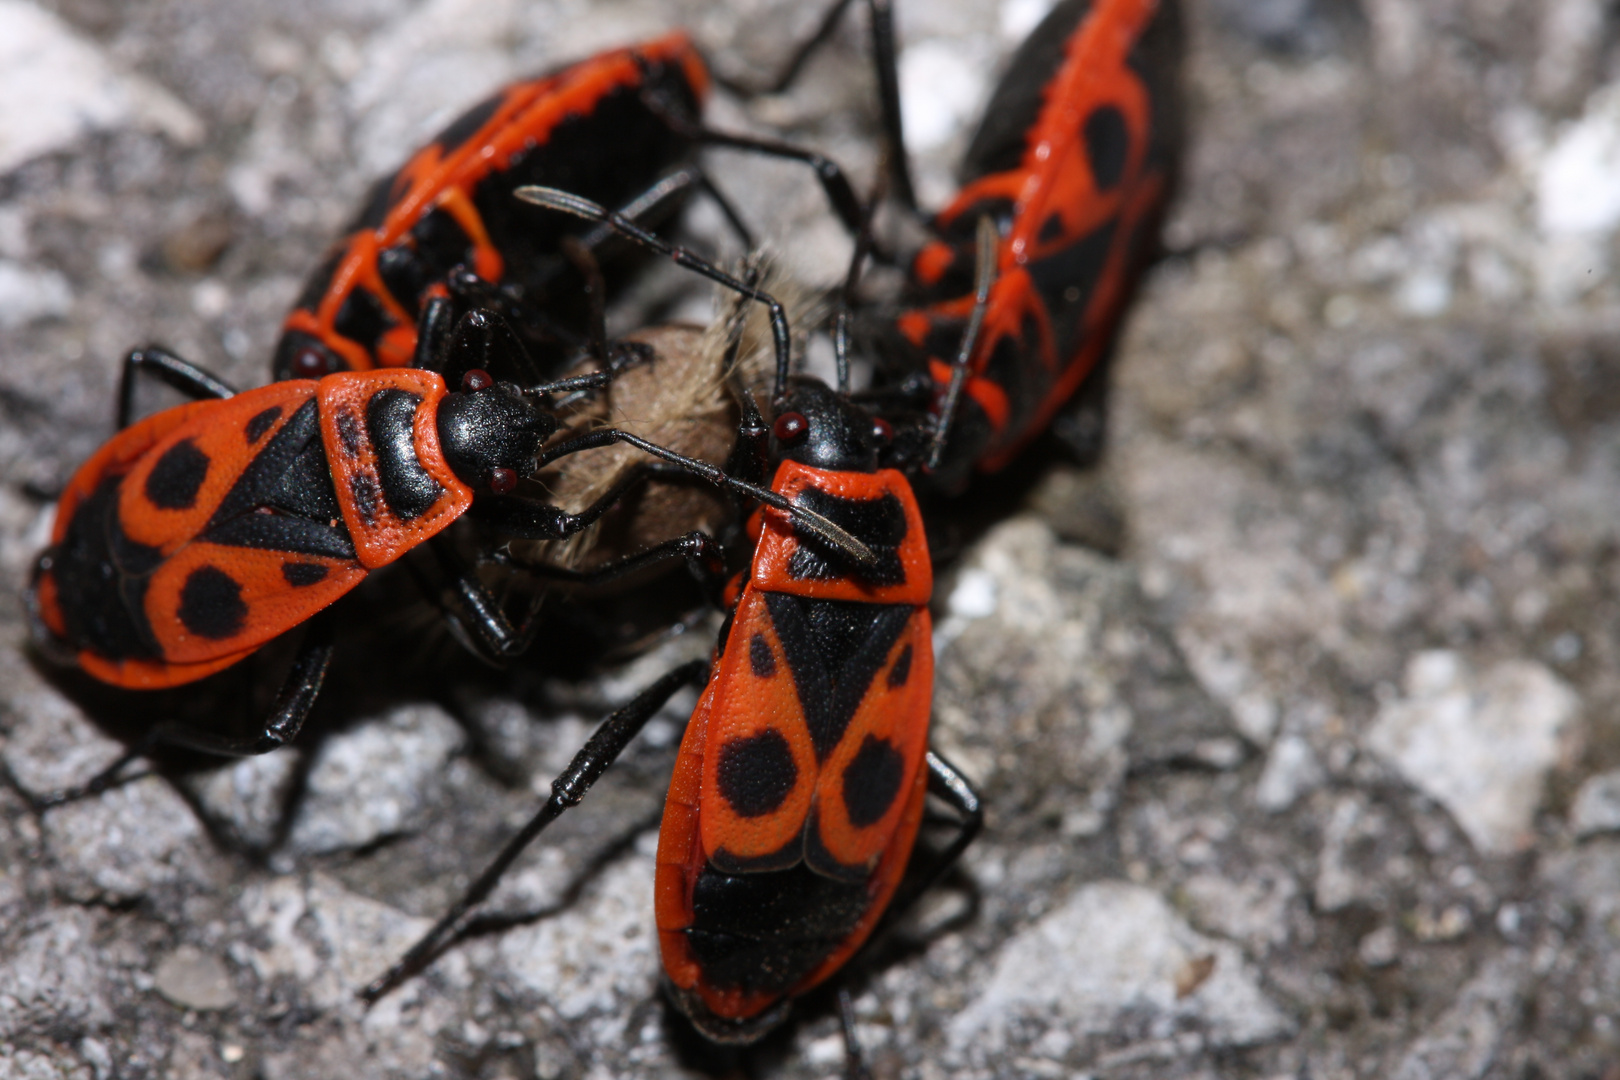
top-left (3, 0), bottom-right (1620, 1076)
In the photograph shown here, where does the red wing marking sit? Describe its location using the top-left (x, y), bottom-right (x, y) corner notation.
top-left (938, 0), bottom-right (1158, 259)
top-left (294, 34), bottom-right (706, 370)
top-left (142, 541), bottom-right (366, 665)
top-left (656, 671), bottom-right (786, 1026)
top-left (697, 588), bottom-right (819, 870)
top-left (793, 758), bottom-right (929, 997)
top-left (52, 398), bottom-right (218, 547)
top-left (656, 674), bottom-right (715, 984)
top-left (913, 241), bottom-right (956, 287)
top-left (79, 643), bottom-right (259, 691)
top-left (912, 0), bottom-right (1168, 471)
top-left (807, 610), bottom-right (933, 878)
top-left (976, 168), bottom-right (1166, 472)
top-left (110, 384), bottom-right (317, 556)
top-left (929, 357), bottom-right (1011, 431)
top-left (896, 310), bottom-right (931, 348)
top-left (317, 369), bottom-right (471, 568)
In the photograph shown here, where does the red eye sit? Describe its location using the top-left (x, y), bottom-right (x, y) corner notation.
top-left (462, 368), bottom-right (493, 392)
top-left (489, 467), bottom-right (518, 494)
top-left (291, 347), bottom-right (330, 379)
top-left (773, 411), bottom-right (809, 444)
top-left (871, 417), bottom-right (893, 443)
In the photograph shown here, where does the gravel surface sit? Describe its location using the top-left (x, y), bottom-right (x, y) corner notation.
top-left (4, 0), bottom-right (1620, 1077)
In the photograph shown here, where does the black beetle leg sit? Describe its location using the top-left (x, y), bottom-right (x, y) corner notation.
top-left (881, 749), bottom-right (984, 924)
top-left (839, 987), bottom-right (875, 1080)
top-left (359, 658), bottom-right (709, 1004)
top-left (118, 345), bottom-right (238, 429)
top-left (23, 614), bottom-right (335, 810)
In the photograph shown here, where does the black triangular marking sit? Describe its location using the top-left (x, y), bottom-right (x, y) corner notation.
top-left (200, 398), bottom-right (356, 559)
top-left (207, 398), bottom-right (320, 527)
top-left (763, 592), bottom-right (911, 764)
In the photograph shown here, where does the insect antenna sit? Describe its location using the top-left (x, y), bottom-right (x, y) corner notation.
top-left (925, 214), bottom-right (998, 472)
top-left (515, 186), bottom-right (796, 406)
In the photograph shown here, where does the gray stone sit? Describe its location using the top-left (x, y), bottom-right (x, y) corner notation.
top-left (152, 945), bottom-right (235, 1011)
top-left (0, 0), bottom-right (201, 175)
top-left (40, 776), bottom-right (211, 903)
top-left (233, 872), bottom-right (436, 1017)
top-left (934, 517), bottom-right (1243, 840)
top-left (1357, 925), bottom-right (1401, 968)
top-left (0, 1045), bottom-right (92, 1080)
top-left (1180, 870), bottom-right (1299, 953)
top-left (1390, 952), bottom-right (1528, 1080)
top-left (1254, 733), bottom-right (1325, 812)
top-left (284, 704), bottom-right (465, 855)
top-left (0, 907), bottom-right (116, 1039)
top-left (0, 649), bottom-right (129, 802)
top-left (947, 882), bottom-right (1293, 1066)
top-left (7, 0), bottom-right (1620, 1075)
top-left (181, 749), bottom-right (302, 853)
top-left (1569, 768), bottom-right (1620, 837)
top-left (1365, 651), bottom-right (1580, 856)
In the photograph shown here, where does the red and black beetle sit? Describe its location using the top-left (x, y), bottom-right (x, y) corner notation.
top-left (272, 33), bottom-right (711, 380)
top-left (361, 189), bottom-right (982, 1050)
top-left (655, 381), bottom-right (977, 1041)
top-left (28, 293), bottom-right (865, 797)
top-left (271, 30), bottom-right (869, 383)
top-left (825, 0), bottom-right (1184, 487)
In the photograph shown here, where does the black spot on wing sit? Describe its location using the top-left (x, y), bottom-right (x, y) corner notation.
top-left (787, 488), bottom-right (908, 588)
top-left (764, 594), bottom-right (913, 762)
top-left (177, 565), bottom-right (247, 640)
top-left (1084, 104), bottom-right (1129, 191)
top-left (144, 439), bottom-right (210, 510)
top-left (245, 406), bottom-right (283, 444)
top-left (349, 473), bottom-right (381, 527)
top-left (281, 561), bottom-right (330, 587)
top-left (717, 730), bottom-right (797, 819)
top-left (335, 408), bottom-right (365, 458)
top-left (887, 643), bottom-right (913, 689)
top-left (841, 735), bottom-right (905, 829)
top-left (749, 633), bottom-right (776, 679)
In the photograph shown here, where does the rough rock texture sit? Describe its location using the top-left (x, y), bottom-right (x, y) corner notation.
top-left (3, 0), bottom-right (1620, 1077)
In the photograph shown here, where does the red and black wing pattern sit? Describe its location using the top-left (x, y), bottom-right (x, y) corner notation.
top-left (37, 382), bottom-right (367, 689)
top-left (273, 33), bottom-right (709, 377)
top-left (893, 0), bottom-right (1182, 480)
top-left (655, 462), bottom-right (934, 1032)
